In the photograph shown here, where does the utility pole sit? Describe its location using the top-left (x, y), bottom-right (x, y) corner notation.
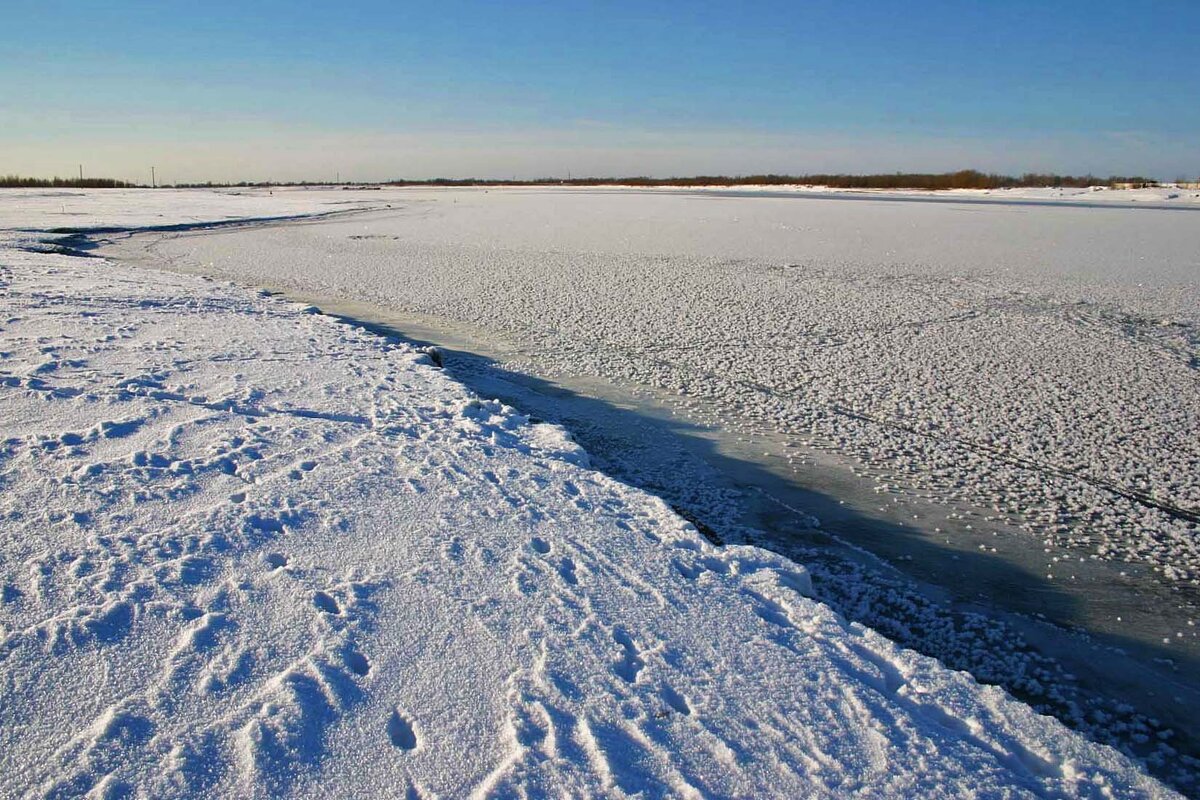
top-left (151, 166), bottom-right (156, 188)
top-left (78, 164), bottom-right (83, 181)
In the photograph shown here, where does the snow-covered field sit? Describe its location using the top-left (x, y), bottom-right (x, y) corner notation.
top-left (0, 187), bottom-right (388, 232)
top-left (0, 188), bottom-right (1189, 797)
top-left (660, 184), bottom-right (1200, 207)
top-left (128, 187), bottom-right (1200, 587)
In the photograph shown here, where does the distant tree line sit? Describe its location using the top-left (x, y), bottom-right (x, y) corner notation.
top-left (2, 171), bottom-right (1169, 190)
top-left (382, 171), bottom-right (1160, 190)
top-left (167, 181), bottom-right (278, 188)
top-left (0, 175), bottom-right (136, 188)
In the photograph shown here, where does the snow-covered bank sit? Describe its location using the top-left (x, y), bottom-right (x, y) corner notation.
top-left (124, 187), bottom-right (1200, 591)
top-left (0, 186), bottom-right (388, 231)
top-left (95, 185), bottom-right (1200, 789)
top-left (645, 184), bottom-right (1200, 207)
top-left (0, 198), bottom-right (1178, 796)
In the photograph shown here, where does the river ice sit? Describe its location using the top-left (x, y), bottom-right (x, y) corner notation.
top-left (2, 186), bottom-right (1193, 797)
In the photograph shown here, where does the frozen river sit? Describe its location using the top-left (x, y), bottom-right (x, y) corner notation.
top-left (97, 186), bottom-right (1200, 785)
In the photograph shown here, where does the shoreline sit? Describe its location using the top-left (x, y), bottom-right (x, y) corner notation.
top-left (94, 208), bottom-right (1200, 779)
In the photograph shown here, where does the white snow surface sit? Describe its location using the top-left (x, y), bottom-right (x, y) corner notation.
top-left (650, 184), bottom-right (1200, 205)
top-left (0, 187), bottom-right (387, 231)
top-left (131, 187), bottom-right (1200, 589)
top-left (0, 190), bottom-right (1177, 798)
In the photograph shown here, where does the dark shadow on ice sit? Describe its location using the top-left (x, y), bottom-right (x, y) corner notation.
top-left (12, 206), bottom-right (392, 259)
top-left (84, 201), bottom-right (1200, 792)
top-left (282, 295), bottom-right (1200, 792)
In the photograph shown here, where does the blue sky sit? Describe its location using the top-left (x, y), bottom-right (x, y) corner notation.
top-left (3, 0), bottom-right (1197, 182)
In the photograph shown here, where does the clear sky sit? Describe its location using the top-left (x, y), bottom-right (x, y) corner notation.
top-left (3, 0), bottom-right (1198, 182)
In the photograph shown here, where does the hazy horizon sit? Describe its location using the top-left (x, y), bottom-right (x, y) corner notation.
top-left (4, 1), bottom-right (1198, 184)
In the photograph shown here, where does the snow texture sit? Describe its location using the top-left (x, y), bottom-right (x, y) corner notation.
top-left (654, 184), bottom-right (1200, 207)
top-left (146, 187), bottom-right (1200, 587)
top-left (0, 189), bottom-right (1179, 798)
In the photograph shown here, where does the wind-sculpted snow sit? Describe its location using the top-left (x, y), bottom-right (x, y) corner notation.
top-left (0, 186), bottom-right (386, 232)
top-left (144, 188), bottom-right (1200, 588)
top-left (669, 184), bottom-right (1200, 207)
top-left (0, 206), bottom-right (1176, 796)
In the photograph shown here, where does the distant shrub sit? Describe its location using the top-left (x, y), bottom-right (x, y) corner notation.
top-left (381, 171), bottom-right (1160, 191)
top-left (0, 172), bottom-right (1162, 191)
top-left (1, 175), bottom-right (135, 188)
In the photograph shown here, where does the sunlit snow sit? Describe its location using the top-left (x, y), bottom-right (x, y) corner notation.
top-left (0, 188), bottom-right (1188, 797)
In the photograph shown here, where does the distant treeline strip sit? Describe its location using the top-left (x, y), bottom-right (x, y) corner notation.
top-left (384, 171), bottom-right (1160, 190)
top-left (3, 170), bottom-right (1164, 190)
top-left (164, 171), bottom-right (1168, 190)
top-left (1, 175), bottom-right (135, 188)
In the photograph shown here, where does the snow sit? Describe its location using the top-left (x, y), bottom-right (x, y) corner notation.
top-left (126, 186), bottom-right (1200, 587)
top-left (0, 191), bottom-right (1181, 796)
top-left (647, 184), bottom-right (1200, 207)
top-left (0, 187), bottom-right (388, 232)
